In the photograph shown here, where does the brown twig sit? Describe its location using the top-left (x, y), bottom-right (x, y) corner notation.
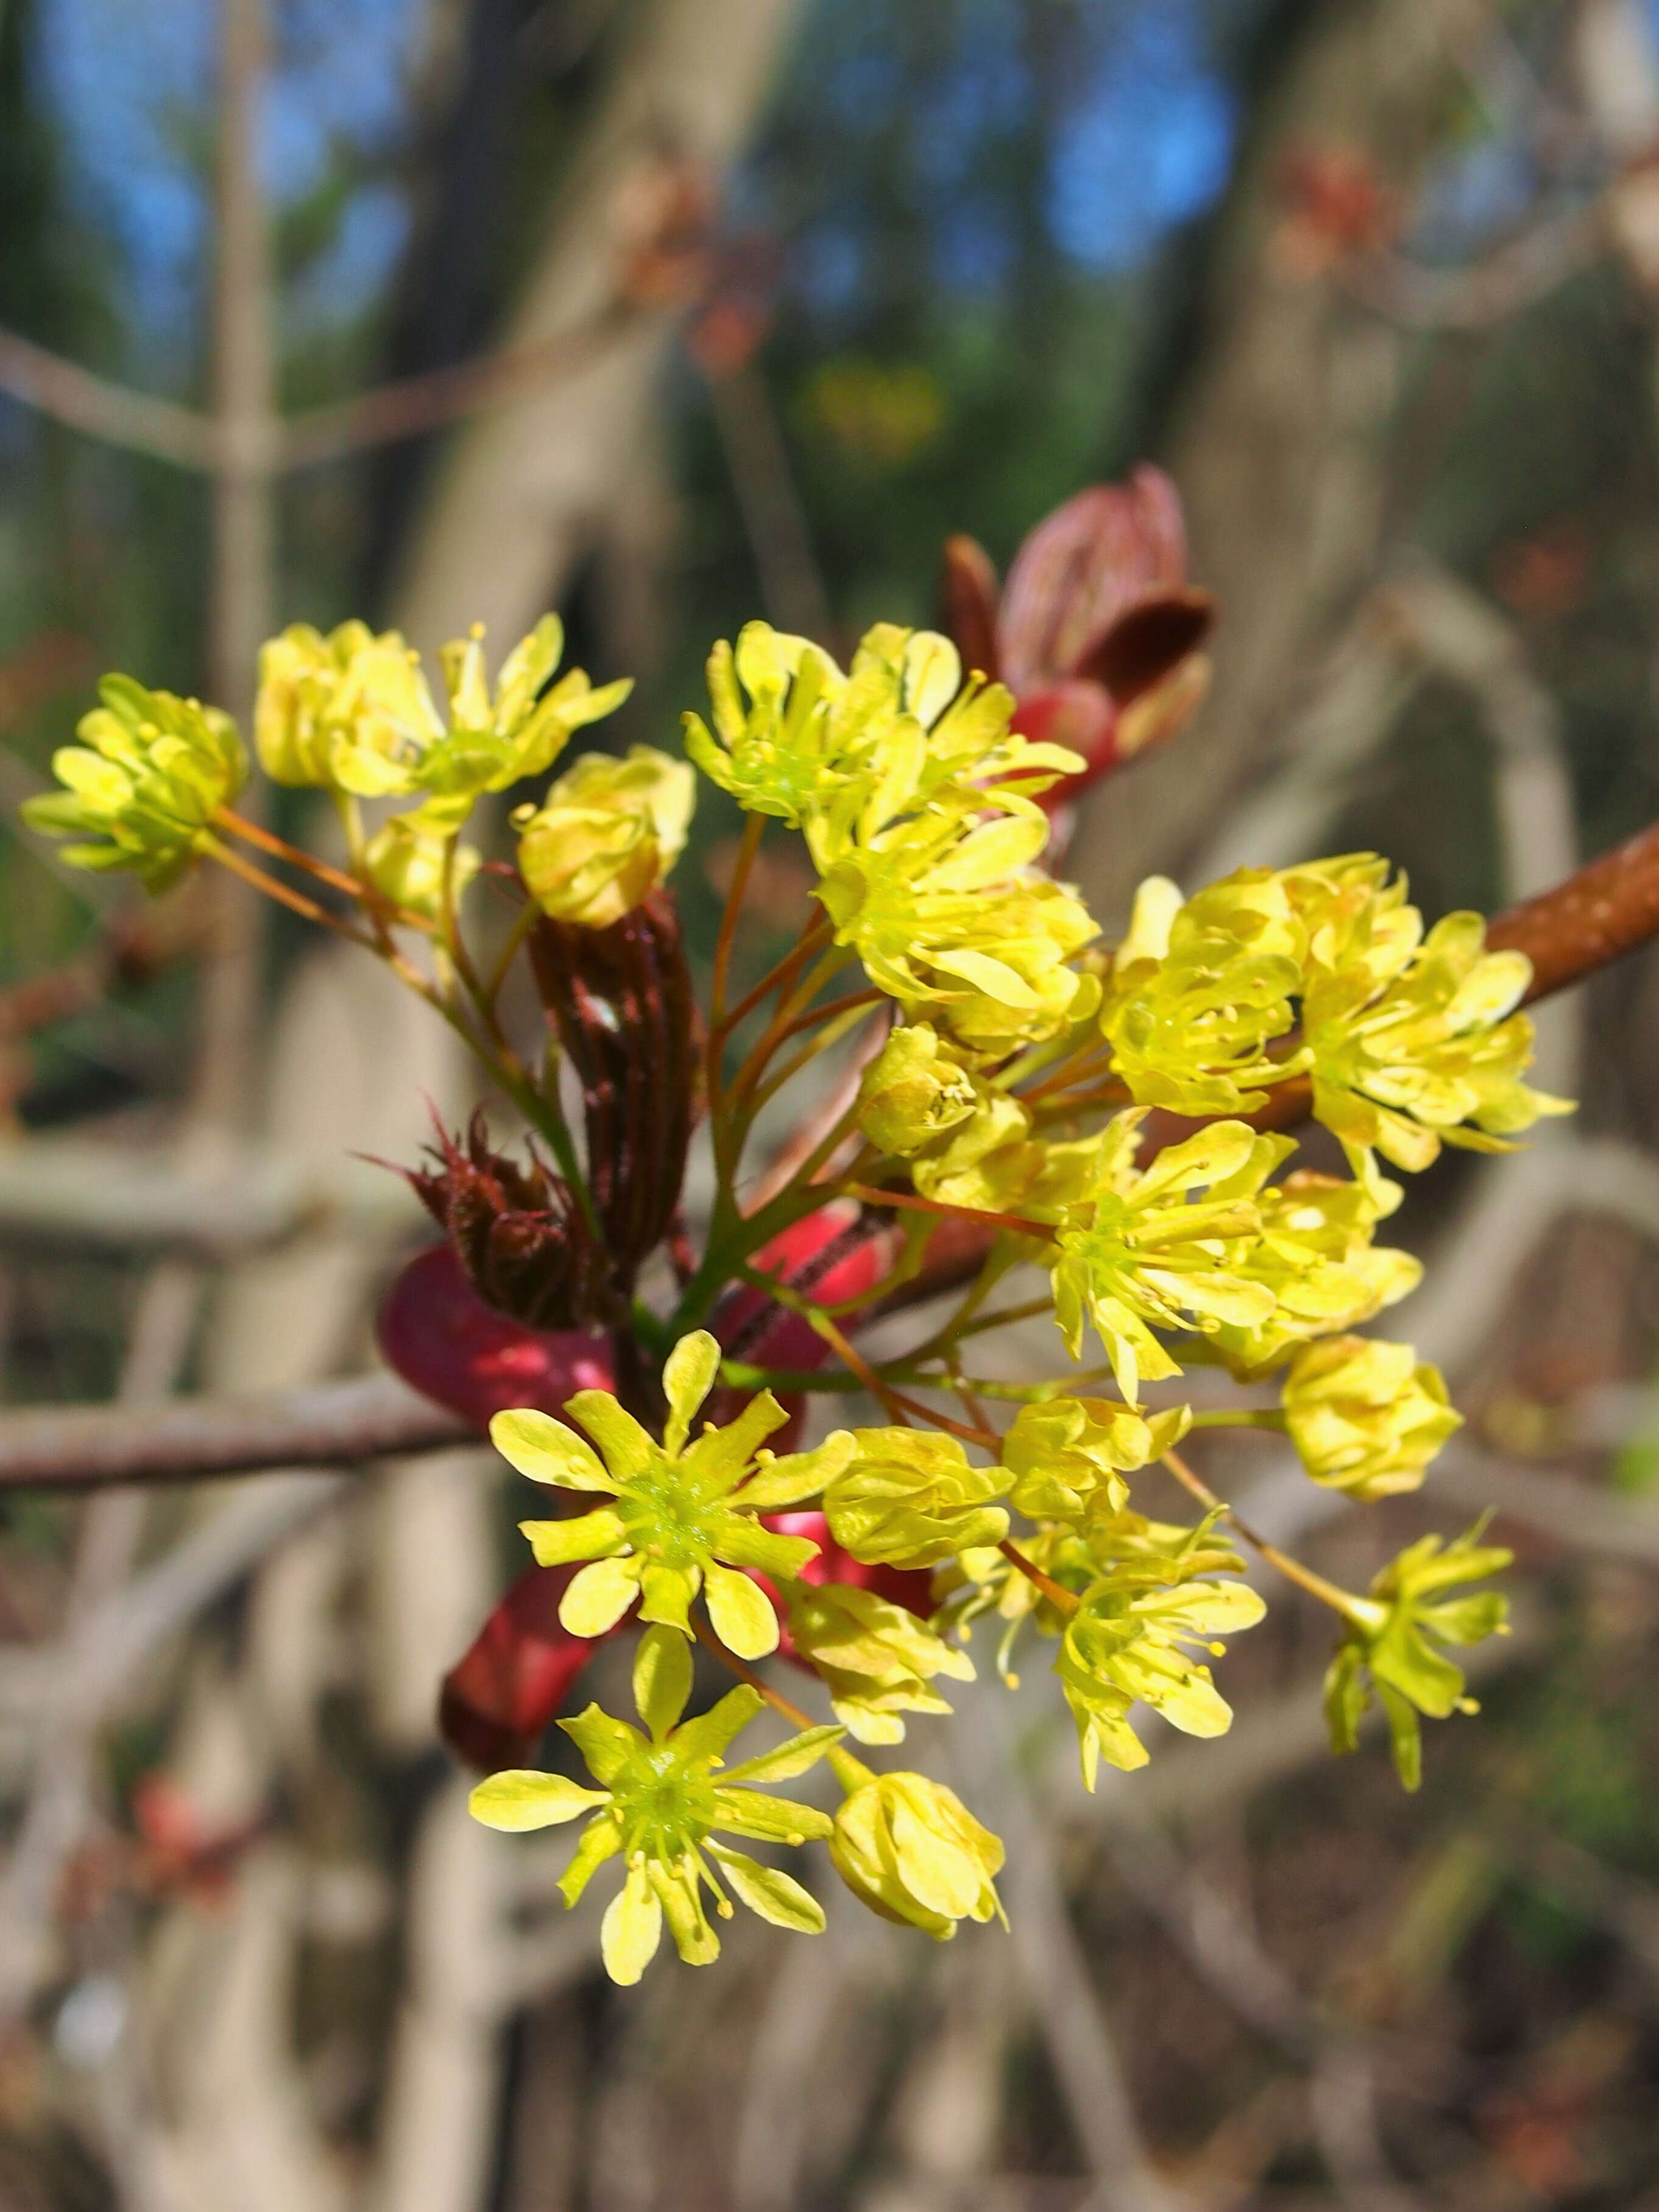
top-left (843, 1180), bottom-right (1056, 1243)
top-left (1485, 815), bottom-right (1659, 999)
top-left (0, 898), bottom-right (202, 1044)
top-left (999, 1538), bottom-right (1078, 1615)
top-left (1342, 199), bottom-right (1605, 331)
top-left (276, 297), bottom-right (640, 468)
top-left (0, 1372), bottom-right (468, 1491)
top-left (704, 361), bottom-right (836, 645)
top-left (690, 1614), bottom-right (817, 1732)
top-left (0, 324), bottom-right (216, 468)
top-left (0, 303), bottom-right (644, 477)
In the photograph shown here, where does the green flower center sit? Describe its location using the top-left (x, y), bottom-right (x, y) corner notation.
top-left (612, 1746), bottom-right (718, 1858)
top-left (615, 1459), bottom-right (721, 1570)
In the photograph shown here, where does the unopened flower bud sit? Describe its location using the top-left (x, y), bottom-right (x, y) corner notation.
top-left (1282, 1335), bottom-right (1460, 1500)
top-left (826, 1430), bottom-right (1008, 1569)
top-left (1002, 1395), bottom-right (1189, 1523)
top-left (827, 1760), bottom-right (1004, 1938)
top-left (517, 746), bottom-right (693, 928)
top-left (855, 1024), bottom-right (978, 1157)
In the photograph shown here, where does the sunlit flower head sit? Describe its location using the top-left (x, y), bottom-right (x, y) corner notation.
top-left (516, 745), bottom-right (694, 927)
top-left (490, 1330), bottom-right (852, 1661)
top-left (470, 1626), bottom-right (842, 1982)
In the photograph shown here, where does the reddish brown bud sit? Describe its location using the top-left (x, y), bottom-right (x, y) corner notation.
top-left (400, 1108), bottom-right (619, 1331)
top-left (998, 467), bottom-right (1191, 695)
top-left (942, 468), bottom-right (1214, 811)
top-left (528, 890), bottom-right (700, 1286)
top-left (939, 533), bottom-right (1002, 682)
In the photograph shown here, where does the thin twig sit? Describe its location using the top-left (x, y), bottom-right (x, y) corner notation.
top-left (0, 1261), bottom-right (203, 2015)
top-left (705, 361), bottom-right (835, 645)
top-left (953, 1682), bottom-right (1182, 2212)
top-left (844, 1180), bottom-right (1056, 1243)
top-left (0, 300), bottom-right (645, 476)
top-left (0, 324), bottom-right (216, 467)
top-left (999, 1538), bottom-right (1078, 1615)
top-left (1161, 1447), bottom-right (1362, 1620)
top-left (277, 297), bottom-right (640, 468)
top-left (690, 1614), bottom-right (816, 1731)
top-left (0, 1372), bottom-right (469, 1491)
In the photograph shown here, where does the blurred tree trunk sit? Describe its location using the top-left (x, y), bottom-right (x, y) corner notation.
top-left (394, 0), bottom-right (806, 653)
top-left (1076, 0), bottom-right (1480, 918)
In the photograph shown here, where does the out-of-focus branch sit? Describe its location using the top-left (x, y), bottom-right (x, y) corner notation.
top-left (0, 629), bottom-right (97, 728)
top-left (955, 1686), bottom-right (1181, 2212)
top-left (0, 1137), bottom-right (416, 1254)
top-left (0, 324), bottom-right (217, 466)
top-left (1342, 199), bottom-right (1606, 328)
top-left (705, 360), bottom-right (835, 645)
top-left (0, 1473), bottom-right (347, 1730)
top-left (0, 303), bottom-right (646, 476)
top-left (0, 1263), bottom-right (202, 2015)
top-left (196, 0), bottom-right (277, 1136)
top-left (0, 1372), bottom-right (468, 1491)
top-left (278, 299), bottom-right (641, 467)
top-left (0, 895), bottom-right (203, 1046)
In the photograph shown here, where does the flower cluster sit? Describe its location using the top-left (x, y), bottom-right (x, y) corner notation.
top-left (23, 676), bottom-right (247, 891)
top-left (19, 468), bottom-right (1577, 1988)
top-left (1287, 856), bottom-right (1572, 1205)
top-left (1099, 856), bottom-right (1569, 1204)
top-left (1100, 868), bottom-right (1307, 1116)
top-left (687, 620), bottom-right (1098, 1051)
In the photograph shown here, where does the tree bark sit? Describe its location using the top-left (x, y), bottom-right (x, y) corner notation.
top-left (393, 0), bottom-right (807, 654)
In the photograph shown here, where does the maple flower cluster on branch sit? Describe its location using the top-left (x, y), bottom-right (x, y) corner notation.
top-left (16, 472), bottom-right (1580, 1980)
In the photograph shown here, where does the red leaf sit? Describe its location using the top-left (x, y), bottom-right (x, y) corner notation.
top-left (998, 467), bottom-right (1189, 693)
top-left (707, 1199), bottom-right (900, 1451)
top-left (378, 1244), bottom-right (615, 1430)
top-left (939, 533), bottom-right (1002, 681)
top-left (439, 1563), bottom-right (600, 1774)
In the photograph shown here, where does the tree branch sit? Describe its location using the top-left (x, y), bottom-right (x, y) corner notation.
top-left (0, 324), bottom-right (216, 467)
top-left (277, 299), bottom-right (642, 468)
top-left (0, 1372), bottom-right (468, 1491)
top-left (1485, 814), bottom-right (1659, 1000)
